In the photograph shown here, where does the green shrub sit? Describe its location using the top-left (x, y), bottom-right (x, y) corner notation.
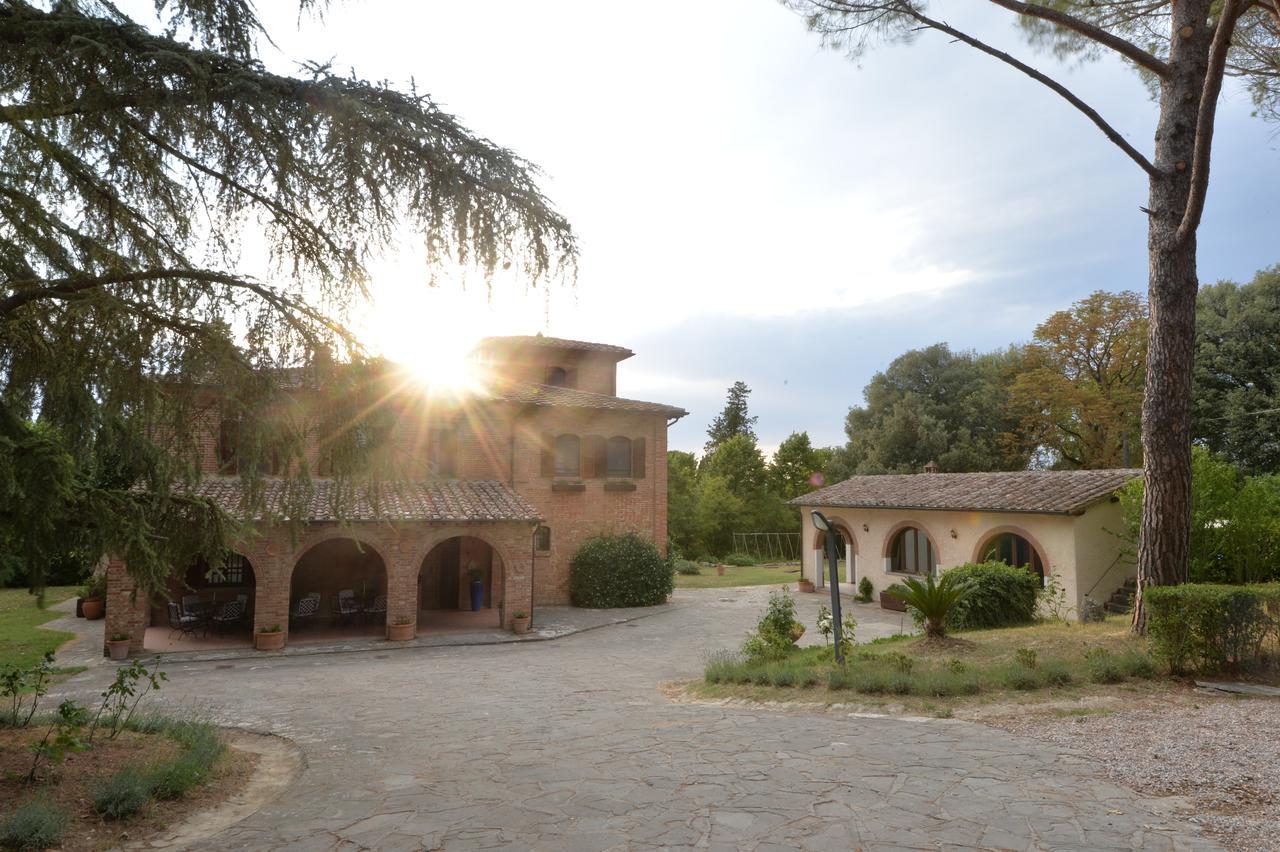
top-left (849, 668), bottom-right (912, 695)
top-left (945, 562), bottom-right (1041, 630)
top-left (887, 572), bottom-right (974, 640)
top-left (769, 665), bottom-right (797, 688)
top-left (856, 576), bottom-right (874, 603)
top-left (1145, 583), bottom-right (1280, 673)
top-left (1086, 653), bottom-right (1125, 684)
top-left (148, 723), bottom-right (224, 800)
top-left (569, 533), bottom-right (674, 608)
top-left (674, 560), bottom-right (701, 576)
top-left (1014, 648), bottom-right (1038, 670)
top-left (911, 670), bottom-right (981, 697)
top-left (741, 589), bottom-right (805, 661)
top-left (1038, 659), bottom-right (1074, 687)
top-left (92, 765), bottom-right (152, 820)
top-left (997, 664), bottom-right (1043, 691)
top-left (827, 668), bottom-right (854, 690)
top-left (1117, 651), bottom-right (1157, 679)
top-left (703, 651), bottom-right (744, 684)
top-left (797, 669), bottom-right (820, 688)
top-left (723, 553), bottom-right (756, 567)
top-left (0, 799), bottom-right (69, 850)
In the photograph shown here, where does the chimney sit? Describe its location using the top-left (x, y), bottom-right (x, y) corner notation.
top-left (923, 460), bottom-right (940, 474)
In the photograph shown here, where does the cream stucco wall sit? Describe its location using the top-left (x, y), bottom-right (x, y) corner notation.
top-left (798, 501), bottom-right (1132, 619)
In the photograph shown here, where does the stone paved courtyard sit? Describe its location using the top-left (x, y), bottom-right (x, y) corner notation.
top-left (53, 587), bottom-right (1218, 850)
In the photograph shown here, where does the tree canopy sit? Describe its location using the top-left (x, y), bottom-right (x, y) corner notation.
top-left (1193, 267), bottom-right (1280, 475)
top-left (0, 1), bottom-right (575, 593)
top-left (1008, 291), bottom-right (1147, 469)
top-left (842, 343), bottom-right (1028, 474)
top-left (705, 381), bottom-right (758, 452)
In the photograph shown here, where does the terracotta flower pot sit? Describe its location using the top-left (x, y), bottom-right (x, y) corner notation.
top-left (388, 622), bottom-right (415, 641)
top-left (81, 598), bottom-right (104, 620)
top-left (879, 590), bottom-right (907, 612)
top-left (716, 565), bottom-right (726, 576)
top-left (106, 639), bottom-right (130, 661)
top-left (512, 615), bottom-right (531, 635)
top-left (255, 631), bottom-right (285, 651)
top-left (797, 579), bottom-right (815, 594)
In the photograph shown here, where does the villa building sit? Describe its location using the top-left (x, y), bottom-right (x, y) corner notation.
top-left (105, 335), bottom-right (686, 654)
top-left (792, 467), bottom-right (1140, 619)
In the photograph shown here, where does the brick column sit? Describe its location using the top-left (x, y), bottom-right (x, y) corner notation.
top-left (500, 525), bottom-right (536, 629)
top-left (104, 558), bottom-right (149, 656)
top-left (387, 531), bottom-right (418, 636)
top-left (250, 531), bottom-right (290, 641)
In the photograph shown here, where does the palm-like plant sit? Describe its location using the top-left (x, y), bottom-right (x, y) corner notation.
top-left (888, 572), bottom-right (974, 641)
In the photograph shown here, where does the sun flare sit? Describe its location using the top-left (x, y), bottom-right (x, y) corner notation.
top-left (360, 287), bottom-right (487, 395)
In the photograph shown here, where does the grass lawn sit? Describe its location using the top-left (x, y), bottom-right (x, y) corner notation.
top-left (690, 618), bottom-right (1186, 714)
top-left (0, 586), bottom-right (80, 671)
top-left (674, 562), bottom-right (803, 589)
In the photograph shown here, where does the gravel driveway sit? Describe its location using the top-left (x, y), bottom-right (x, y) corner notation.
top-left (55, 587), bottom-right (1220, 850)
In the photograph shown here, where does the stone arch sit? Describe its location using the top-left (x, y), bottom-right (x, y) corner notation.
top-left (416, 532), bottom-right (508, 628)
top-left (972, 525), bottom-right (1049, 581)
top-left (881, 520), bottom-right (942, 575)
top-left (811, 516), bottom-right (859, 585)
top-left (289, 533), bottom-right (390, 638)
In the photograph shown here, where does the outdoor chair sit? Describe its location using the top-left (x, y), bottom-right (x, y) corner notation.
top-left (364, 594), bottom-right (387, 624)
top-left (211, 599), bottom-right (246, 634)
top-left (181, 594), bottom-right (207, 618)
top-left (167, 601), bottom-right (203, 640)
top-left (333, 589), bottom-right (362, 622)
top-left (290, 592), bottom-right (321, 629)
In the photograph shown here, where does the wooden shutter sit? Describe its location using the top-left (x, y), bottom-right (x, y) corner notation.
top-left (632, 436), bottom-right (646, 479)
top-left (540, 432), bottom-right (555, 477)
top-left (584, 435), bottom-right (606, 478)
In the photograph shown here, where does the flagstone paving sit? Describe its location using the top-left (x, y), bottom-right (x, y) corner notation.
top-left (54, 587), bottom-right (1218, 850)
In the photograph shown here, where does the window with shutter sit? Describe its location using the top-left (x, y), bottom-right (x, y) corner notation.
top-left (217, 419), bottom-right (239, 474)
top-left (535, 526), bottom-right (552, 552)
top-left (540, 433), bottom-right (555, 477)
top-left (554, 434), bottom-right (580, 477)
top-left (631, 436), bottom-right (646, 479)
top-left (606, 436), bottom-right (632, 477)
top-left (429, 427), bottom-right (458, 477)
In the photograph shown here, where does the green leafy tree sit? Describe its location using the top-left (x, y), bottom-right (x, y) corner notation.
top-left (700, 434), bottom-right (768, 496)
top-left (783, 0), bottom-right (1280, 630)
top-left (770, 431), bottom-right (824, 499)
top-left (841, 344), bottom-right (1026, 474)
top-left (1008, 291), bottom-right (1147, 469)
top-left (705, 381), bottom-right (758, 452)
top-left (692, 475), bottom-right (748, 558)
top-left (0, 1), bottom-right (574, 593)
top-left (1118, 447), bottom-right (1280, 584)
top-left (1194, 267), bottom-right (1280, 475)
top-left (666, 450), bottom-right (701, 558)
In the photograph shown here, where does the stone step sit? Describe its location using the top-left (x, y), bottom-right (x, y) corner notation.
top-left (1104, 600), bottom-right (1132, 614)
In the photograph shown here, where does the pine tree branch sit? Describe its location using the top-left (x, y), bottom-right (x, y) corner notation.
top-left (987, 0), bottom-right (1172, 78)
top-left (862, 4), bottom-right (1159, 178)
top-left (1176, 0), bottom-right (1244, 246)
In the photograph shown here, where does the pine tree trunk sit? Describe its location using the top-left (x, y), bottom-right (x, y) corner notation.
top-left (1132, 1), bottom-right (1213, 633)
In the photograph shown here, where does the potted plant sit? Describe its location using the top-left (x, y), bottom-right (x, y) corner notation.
top-left (255, 624), bottom-right (285, 651)
top-left (80, 575), bottom-right (106, 620)
top-left (467, 563), bottom-right (484, 612)
top-left (388, 616), bottom-right (415, 641)
top-left (716, 564), bottom-right (727, 576)
top-left (879, 589), bottom-right (907, 612)
top-left (797, 576), bottom-right (815, 593)
top-left (106, 632), bottom-right (131, 661)
top-left (511, 610), bottom-right (531, 635)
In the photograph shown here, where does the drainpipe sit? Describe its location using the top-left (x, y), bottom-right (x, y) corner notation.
top-left (529, 524), bottom-right (538, 629)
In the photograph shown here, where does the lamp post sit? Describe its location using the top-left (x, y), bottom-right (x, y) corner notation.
top-left (810, 510), bottom-right (844, 664)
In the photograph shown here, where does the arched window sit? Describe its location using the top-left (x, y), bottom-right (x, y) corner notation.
top-left (606, 436), bottom-right (633, 477)
top-left (889, 526), bottom-right (934, 575)
top-left (554, 434), bottom-right (580, 477)
top-left (981, 532), bottom-right (1044, 580)
top-left (546, 366), bottom-right (576, 387)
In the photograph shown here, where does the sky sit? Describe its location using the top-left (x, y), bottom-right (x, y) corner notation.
top-left (244, 0), bottom-right (1279, 456)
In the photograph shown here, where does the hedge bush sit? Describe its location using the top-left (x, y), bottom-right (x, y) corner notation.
top-left (944, 562), bottom-right (1041, 630)
top-left (0, 799), bottom-right (68, 850)
top-left (569, 533), bottom-right (674, 608)
top-left (1145, 582), bottom-right (1280, 673)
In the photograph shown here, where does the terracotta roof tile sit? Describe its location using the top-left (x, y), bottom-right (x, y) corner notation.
top-left (489, 382), bottom-right (688, 417)
top-left (791, 469), bottom-right (1141, 515)
top-left (474, 335), bottom-right (634, 358)
top-left (186, 477), bottom-right (542, 523)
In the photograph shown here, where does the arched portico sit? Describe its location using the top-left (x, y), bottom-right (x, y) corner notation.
top-left (417, 534), bottom-right (506, 633)
top-left (143, 551), bottom-right (258, 652)
top-left (288, 536), bottom-right (389, 643)
top-left (810, 516), bottom-right (859, 587)
top-left (972, 526), bottom-right (1048, 582)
